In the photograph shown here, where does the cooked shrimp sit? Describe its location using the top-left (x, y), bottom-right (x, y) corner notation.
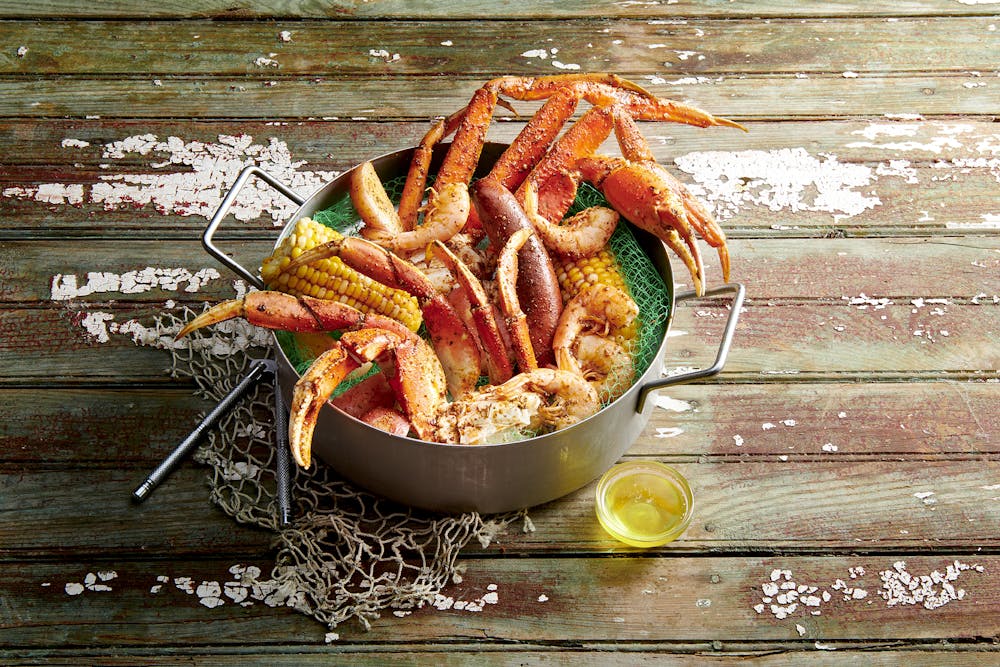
top-left (364, 181), bottom-right (471, 254)
top-left (553, 283), bottom-right (638, 373)
top-left (496, 227), bottom-right (538, 372)
top-left (522, 178), bottom-right (619, 259)
top-left (573, 333), bottom-right (635, 402)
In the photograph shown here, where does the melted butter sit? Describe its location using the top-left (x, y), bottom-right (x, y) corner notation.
top-left (603, 472), bottom-right (687, 545)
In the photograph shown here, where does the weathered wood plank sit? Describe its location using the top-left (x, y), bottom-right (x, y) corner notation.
top-left (0, 74), bottom-right (993, 119)
top-left (0, 555), bottom-right (996, 646)
top-left (7, 299), bottom-right (998, 382)
top-left (2, 381), bottom-right (996, 466)
top-left (2, 164), bottom-right (998, 235)
top-left (0, 388), bottom-right (210, 464)
top-left (0, 467), bottom-right (275, 558)
top-left (2, 119), bottom-right (996, 167)
top-left (636, 380), bottom-right (1000, 457)
top-left (4, 648), bottom-right (1000, 666)
top-left (2, 18), bottom-right (996, 76)
top-left (3, 460), bottom-right (998, 557)
top-left (669, 302), bottom-right (999, 376)
top-left (4, 237), bottom-right (998, 303)
top-left (0, 0), bottom-right (994, 19)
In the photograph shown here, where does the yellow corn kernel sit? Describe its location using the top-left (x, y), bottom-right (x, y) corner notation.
top-left (552, 247), bottom-right (637, 341)
top-left (260, 217), bottom-right (422, 331)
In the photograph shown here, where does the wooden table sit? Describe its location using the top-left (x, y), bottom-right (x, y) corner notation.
top-left (2, 2), bottom-right (998, 663)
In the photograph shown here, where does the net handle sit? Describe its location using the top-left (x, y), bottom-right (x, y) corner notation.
top-left (635, 282), bottom-right (745, 414)
top-left (202, 165), bottom-right (306, 288)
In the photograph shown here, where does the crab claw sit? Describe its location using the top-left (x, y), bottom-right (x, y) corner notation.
top-left (175, 299), bottom-right (246, 340)
top-left (578, 156), bottom-right (706, 296)
top-left (288, 345), bottom-right (361, 468)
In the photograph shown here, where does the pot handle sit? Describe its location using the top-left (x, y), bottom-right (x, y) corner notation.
top-left (202, 166), bottom-right (306, 288)
top-left (635, 282), bottom-right (746, 414)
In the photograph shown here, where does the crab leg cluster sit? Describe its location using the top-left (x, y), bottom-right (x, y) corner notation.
top-left (176, 73), bottom-right (743, 468)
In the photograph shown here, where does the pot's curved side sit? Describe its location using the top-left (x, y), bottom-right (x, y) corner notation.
top-left (270, 143), bottom-right (676, 513)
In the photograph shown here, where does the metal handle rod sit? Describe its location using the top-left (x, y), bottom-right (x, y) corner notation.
top-left (635, 282), bottom-right (746, 413)
top-left (132, 359), bottom-right (272, 502)
top-left (202, 165), bottom-right (305, 288)
top-left (272, 380), bottom-right (293, 527)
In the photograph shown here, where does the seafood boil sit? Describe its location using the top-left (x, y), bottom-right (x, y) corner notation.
top-left (177, 73), bottom-right (743, 469)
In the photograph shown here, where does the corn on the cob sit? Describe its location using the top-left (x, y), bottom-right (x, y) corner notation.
top-left (551, 247), bottom-right (638, 341)
top-left (551, 247), bottom-right (629, 303)
top-left (261, 217), bottom-right (423, 331)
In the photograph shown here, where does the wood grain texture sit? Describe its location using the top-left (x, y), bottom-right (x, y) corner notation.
top-left (0, 74), bottom-right (994, 119)
top-left (2, 119), bottom-right (997, 167)
top-left (0, 0), bottom-right (995, 19)
top-left (1, 18), bottom-right (996, 75)
top-left (0, 300), bottom-right (996, 383)
top-left (0, 556), bottom-right (996, 646)
top-left (3, 459), bottom-right (997, 558)
top-left (1, 2), bottom-right (997, 660)
top-left (1, 381), bottom-right (996, 466)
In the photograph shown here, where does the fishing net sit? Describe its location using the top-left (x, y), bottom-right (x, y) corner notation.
top-left (285, 178), bottom-right (672, 406)
top-left (157, 170), bottom-right (673, 630)
top-left (156, 310), bottom-right (528, 630)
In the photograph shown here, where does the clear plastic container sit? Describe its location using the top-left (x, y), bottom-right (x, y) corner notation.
top-left (595, 460), bottom-right (693, 547)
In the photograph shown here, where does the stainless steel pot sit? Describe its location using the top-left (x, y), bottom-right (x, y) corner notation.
top-left (202, 143), bottom-right (744, 513)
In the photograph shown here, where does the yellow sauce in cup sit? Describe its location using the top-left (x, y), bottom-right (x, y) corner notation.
top-left (596, 461), bottom-right (693, 547)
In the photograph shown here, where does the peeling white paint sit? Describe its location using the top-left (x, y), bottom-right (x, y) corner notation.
top-left (676, 147), bottom-right (880, 221)
top-left (654, 396), bottom-right (693, 412)
top-left (51, 268), bottom-right (222, 300)
top-left (3, 133), bottom-right (336, 224)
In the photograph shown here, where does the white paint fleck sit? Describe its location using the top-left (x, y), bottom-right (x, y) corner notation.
top-left (914, 491), bottom-right (937, 505)
top-left (655, 427), bottom-right (684, 438)
top-left (538, 594), bottom-right (549, 602)
top-left (279, 30), bottom-right (292, 42)
top-left (654, 396), bottom-right (693, 412)
top-left (822, 443), bottom-right (839, 452)
top-left (174, 577), bottom-right (196, 594)
top-left (733, 434), bottom-right (744, 447)
top-left (17, 45), bottom-right (27, 57)
top-left (521, 48), bottom-right (549, 59)
top-left (325, 632), bottom-right (340, 643)
top-left (675, 148), bottom-right (882, 222)
top-left (220, 460), bottom-right (261, 481)
top-left (254, 56), bottom-right (279, 68)
top-left (946, 213), bottom-right (1000, 230)
top-left (65, 582), bottom-right (85, 595)
top-left (552, 61), bottom-right (581, 71)
top-left (368, 48), bottom-right (400, 62)
top-left (665, 76), bottom-right (721, 86)
top-left (61, 138), bottom-right (90, 149)
top-left (440, 40), bottom-right (453, 46)
top-left (795, 623), bottom-right (806, 636)
top-left (842, 71), bottom-right (859, 78)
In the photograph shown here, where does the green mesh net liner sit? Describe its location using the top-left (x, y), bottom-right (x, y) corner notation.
top-left (279, 177), bottom-right (671, 406)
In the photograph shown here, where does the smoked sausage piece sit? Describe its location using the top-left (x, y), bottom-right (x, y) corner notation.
top-left (471, 178), bottom-right (563, 365)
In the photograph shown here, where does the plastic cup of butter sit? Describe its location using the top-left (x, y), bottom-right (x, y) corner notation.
top-left (595, 460), bottom-right (693, 547)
